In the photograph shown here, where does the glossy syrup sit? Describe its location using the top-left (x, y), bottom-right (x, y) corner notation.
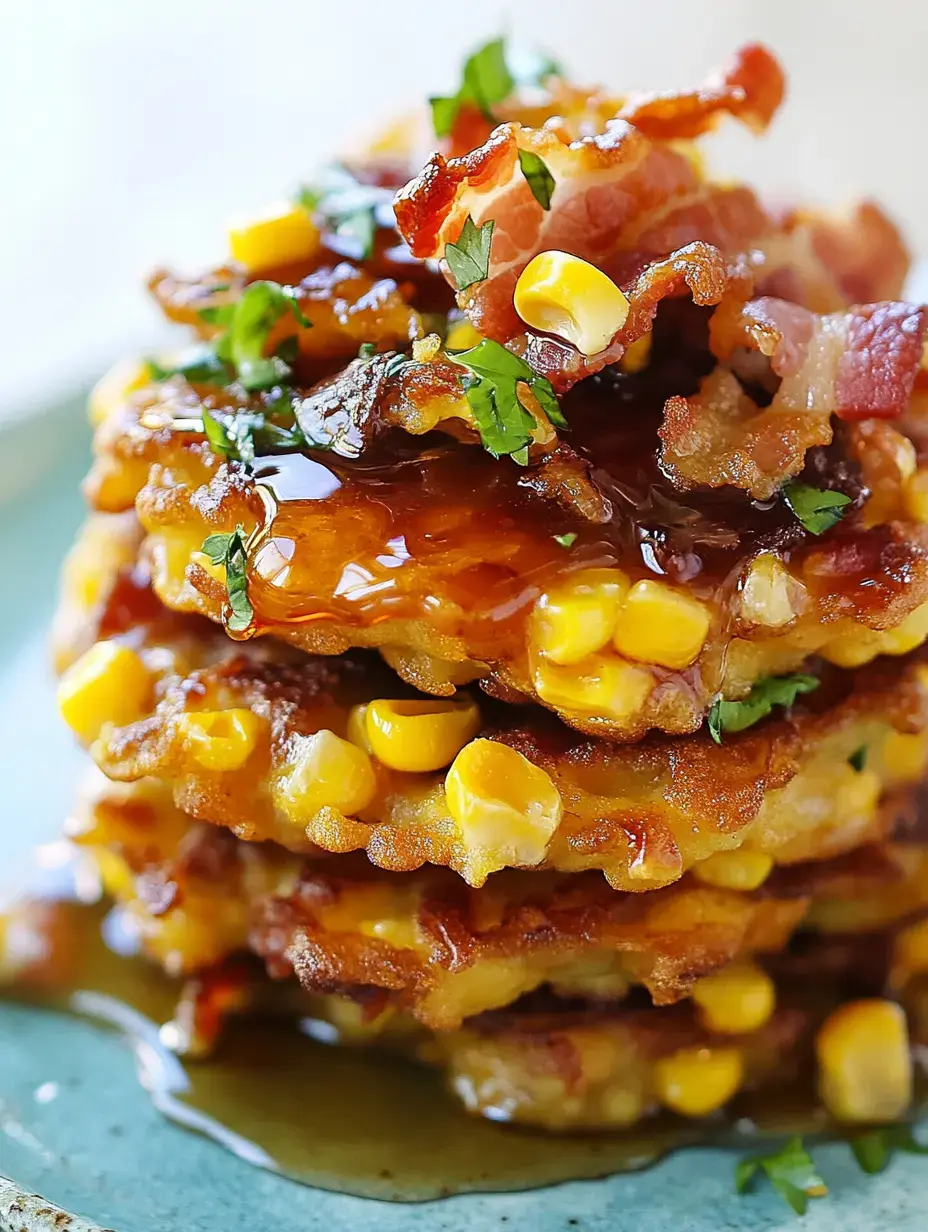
top-left (0, 876), bottom-right (852, 1204)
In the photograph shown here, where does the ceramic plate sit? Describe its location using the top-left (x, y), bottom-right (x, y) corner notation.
top-left (1, 396), bottom-right (927, 1232)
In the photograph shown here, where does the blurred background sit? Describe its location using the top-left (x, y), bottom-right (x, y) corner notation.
top-left (3, 0), bottom-right (926, 422)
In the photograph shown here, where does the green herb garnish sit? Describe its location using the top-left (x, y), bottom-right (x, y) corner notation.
top-left (295, 166), bottom-right (392, 260)
top-left (517, 150), bottom-right (555, 210)
top-left (708, 674), bottom-right (819, 743)
top-left (146, 348), bottom-right (232, 386)
top-left (850, 1126), bottom-right (928, 1175)
top-left (783, 482), bottom-right (852, 536)
top-left (553, 532), bottom-right (578, 548)
top-left (445, 216), bottom-right (495, 292)
top-left (430, 37), bottom-right (515, 137)
top-left (200, 406), bottom-right (311, 469)
top-left (450, 337), bottom-right (564, 461)
top-left (735, 1137), bottom-right (828, 1216)
top-left (358, 342), bottom-right (378, 360)
top-left (849, 745), bottom-right (867, 772)
top-left (196, 281), bottom-right (311, 392)
top-left (201, 525), bottom-right (253, 633)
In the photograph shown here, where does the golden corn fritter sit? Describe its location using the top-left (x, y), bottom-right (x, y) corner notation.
top-left (54, 520), bottom-right (928, 888)
top-left (72, 772), bottom-right (928, 1033)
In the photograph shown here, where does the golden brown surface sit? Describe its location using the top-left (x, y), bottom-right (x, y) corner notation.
top-left (56, 528), bottom-right (928, 887)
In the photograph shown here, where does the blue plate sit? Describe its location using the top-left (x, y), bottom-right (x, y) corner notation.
top-left (1, 397), bottom-right (927, 1232)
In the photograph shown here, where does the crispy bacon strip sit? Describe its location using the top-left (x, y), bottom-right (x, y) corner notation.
top-left (616, 43), bottom-right (785, 140)
top-left (661, 297), bottom-right (928, 497)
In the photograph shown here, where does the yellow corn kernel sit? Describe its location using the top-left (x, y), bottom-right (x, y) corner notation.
top-left (880, 601), bottom-right (928, 655)
top-left (445, 317), bottom-right (483, 351)
top-left (653, 1046), bottom-right (744, 1118)
top-left (444, 739), bottom-right (562, 879)
top-left (176, 708), bottom-right (264, 772)
top-left (739, 553), bottom-right (799, 629)
top-left (880, 730), bottom-right (928, 784)
top-left (692, 850), bottom-right (774, 891)
top-left (613, 580), bottom-right (711, 670)
top-left (532, 568), bottom-right (631, 665)
top-left (514, 251), bottom-right (630, 357)
top-left (533, 654), bottom-right (652, 721)
top-left (691, 960), bottom-right (776, 1035)
top-left (229, 202), bottom-right (320, 272)
top-left (815, 999), bottom-right (912, 1123)
top-left (58, 641), bottom-right (153, 744)
top-left (346, 703), bottom-right (373, 752)
top-left (618, 332), bottom-right (651, 374)
top-left (903, 467), bottom-right (928, 523)
top-left (364, 698), bottom-right (481, 773)
top-left (279, 730), bottom-right (377, 820)
top-left (88, 357), bottom-right (151, 426)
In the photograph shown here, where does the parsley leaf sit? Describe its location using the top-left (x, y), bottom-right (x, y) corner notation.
top-left (554, 532), bottom-right (578, 548)
top-left (445, 216), bottom-right (494, 292)
top-left (430, 37), bottom-right (514, 137)
top-left (208, 280), bottom-right (311, 392)
top-left (849, 745), bottom-right (867, 772)
top-left (200, 406), bottom-right (310, 470)
top-left (450, 337), bottom-right (565, 460)
top-left (295, 166), bottom-right (393, 260)
top-left (708, 674), bottom-right (819, 743)
top-left (201, 525), bottom-right (253, 633)
top-left (146, 348), bottom-right (232, 386)
top-left (851, 1126), bottom-right (928, 1175)
top-left (517, 150), bottom-right (555, 210)
top-left (783, 482), bottom-right (852, 536)
top-left (735, 1137), bottom-right (828, 1216)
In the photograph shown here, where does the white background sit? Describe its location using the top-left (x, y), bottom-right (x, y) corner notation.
top-left (3, 0), bottom-right (926, 419)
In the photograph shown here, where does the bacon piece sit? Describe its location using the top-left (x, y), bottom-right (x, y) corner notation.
top-left (616, 43), bottom-right (785, 140)
top-left (783, 202), bottom-right (910, 306)
top-left (662, 297), bottom-right (928, 497)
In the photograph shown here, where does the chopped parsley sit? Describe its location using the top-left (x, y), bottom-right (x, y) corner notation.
top-left (295, 166), bottom-right (393, 260)
top-left (708, 674), bottom-right (819, 743)
top-left (849, 745), bottom-right (868, 772)
top-left (445, 216), bottom-right (495, 291)
top-left (850, 1126), bottom-right (928, 1175)
top-left (450, 337), bottom-right (565, 461)
top-left (517, 150), bottom-right (556, 210)
top-left (193, 281), bottom-right (311, 392)
top-left (146, 348), bottom-right (232, 386)
top-left (430, 37), bottom-right (514, 137)
top-left (735, 1137), bottom-right (828, 1216)
top-left (201, 525), bottom-right (253, 633)
top-left (358, 342), bottom-right (378, 360)
top-left (201, 405), bottom-right (311, 469)
top-left (553, 532), bottom-right (578, 549)
top-left (783, 482), bottom-right (852, 536)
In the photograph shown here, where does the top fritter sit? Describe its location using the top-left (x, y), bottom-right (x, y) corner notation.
top-left (88, 42), bottom-right (928, 741)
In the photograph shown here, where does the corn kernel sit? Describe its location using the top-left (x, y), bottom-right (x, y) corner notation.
top-left (653, 1046), bottom-right (744, 1118)
top-left (892, 918), bottom-right (928, 985)
top-left (533, 568), bottom-right (630, 665)
top-left (88, 357), bottom-right (151, 426)
top-left (229, 203), bottom-right (320, 272)
top-left (176, 708), bottom-right (264, 772)
top-left (534, 654), bottom-right (652, 721)
top-left (444, 739), bottom-right (562, 879)
top-left (880, 601), bottom-right (928, 655)
top-left (365, 697), bottom-right (481, 773)
top-left (903, 467), bottom-right (928, 523)
top-left (445, 318), bottom-right (483, 351)
top-left (58, 641), bottom-right (153, 744)
top-left (691, 960), bottom-right (776, 1034)
top-left (513, 251), bottom-right (630, 357)
top-left (619, 332), bottom-right (651, 374)
top-left (613, 580), bottom-right (711, 670)
top-left (692, 850), bottom-right (774, 891)
top-left (880, 730), bottom-right (928, 784)
top-left (279, 730), bottom-right (377, 820)
top-left (346, 703), bottom-right (373, 752)
top-left (739, 553), bottom-right (798, 629)
top-left (815, 999), bottom-right (912, 1123)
